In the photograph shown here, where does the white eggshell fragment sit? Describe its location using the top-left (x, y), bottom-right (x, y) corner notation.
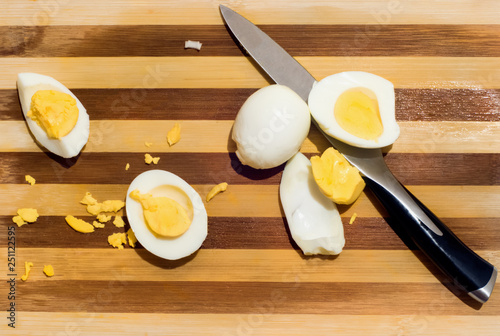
top-left (308, 71), bottom-right (399, 148)
top-left (279, 152), bottom-right (345, 255)
top-left (126, 170), bottom-right (208, 260)
top-left (232, 84), bottom-right (311, 169)
top-left (17, 72), bottom-right (90, 158)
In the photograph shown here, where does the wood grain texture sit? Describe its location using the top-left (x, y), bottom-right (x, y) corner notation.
top-left (1, 1), bottom-right (499, 335)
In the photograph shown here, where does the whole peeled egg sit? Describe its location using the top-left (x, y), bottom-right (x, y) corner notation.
top-left (17, 72), bottom-right (90, 158)
top-left (232, 84), bottom-right (311, 169)
top-left (308, 71), bottom-right (399, 148)
top-left (126, 170), bottom-right (208, 260)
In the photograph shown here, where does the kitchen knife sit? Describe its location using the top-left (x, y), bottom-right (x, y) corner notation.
top-left (220, 4), bottom-right (497, 303)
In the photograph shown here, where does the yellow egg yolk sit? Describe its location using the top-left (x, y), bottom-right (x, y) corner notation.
top-left (310, 147), bottom-right (366, 205)
top-left (130, 189), bottom-right (191, 238)
top-left (27, 90), bottom-right (79, 139)
top-left (43, 265), bottom-right (54, 277)
top-left (334, 88), bottom-right (383, 141)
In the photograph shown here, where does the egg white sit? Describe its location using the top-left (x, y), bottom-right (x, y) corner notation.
top-left (280, 153), bottom-right (344, 255)
top-left (308, 71), bottom-right (399, 149)
top-left (17, 72), bottom-right (90, 158)
top-left (126, 170), bottom-right (208, 260)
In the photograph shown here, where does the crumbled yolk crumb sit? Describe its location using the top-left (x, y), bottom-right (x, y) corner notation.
top-left (21, 261), bottom-right (34, 281)
top-left (349, 212), bottom-right (358, 225)
top-left (125, 163), bottom-right (130, 171)
top-left (13, 208), bottom-right (39, 227)
top-left (145, 153), bottom-right (160, 165)
top-left (97, 213), bottom-right (112, 223)
top-left (310, 147), bottom-right (365, 205)
top-left (25, 175), bottom-right (36, 185)
top-left (43, 265), bottom-right (54, 277)
top-left (145, 141), bottom-right (153, 148)
top-left (65, 215), bottom-right (95, 233)
top-left (113, 215), bottom-right (125, 228)
top-left (130, 189), bottom-right (191, 237)
top-left (167, 122), bottom-right (181, 146)
top-left (80, 192), bottom-right (98, 206)
top-left (127, 228), bottom-right (137, 248)
top-left (81, 192), bottom-right (125, 216)
top-left (108, 232), bottom-right (127, 249)
top-left (93, 221), bottom-right (105, 228)
top-left (27, 90), bottom-right (79, 139)
top-left (206, 182), bottom-right (228, 202)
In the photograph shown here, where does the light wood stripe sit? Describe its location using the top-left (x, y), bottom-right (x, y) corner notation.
top-left (1, 121), bottom-right (498, 154)
top-left (2, 0), bottom-right (500, 25)
top-left (1, 57), bottom-right (499, 89)
top-left (3, 313), bottom-right (499, 336)
top-left (1, 184), bottom-right (499, 218)
top-left (11, 248), bottom-right (500, 283)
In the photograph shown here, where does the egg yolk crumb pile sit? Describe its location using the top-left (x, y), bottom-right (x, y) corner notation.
top-left (21, 261), bottom-right (34, 281)
top-left (130, 189), bottom-right (191, 237)
top-left (27, 90), bottom-right (79, 139)
top-left (334, 88), bottom-right (383, 141)
top-left (43, 265), bottom-right (54, 277)
top-left (310, 147), bottom-right (365, 205)
top-left (206, 182), bottom-right (228, 202)
top-left (25, 174), bottom-right (36, 185)
top-left (12, 208), bottom-right (39, 227)
top-left (167, 122), bottom-right (181, 146)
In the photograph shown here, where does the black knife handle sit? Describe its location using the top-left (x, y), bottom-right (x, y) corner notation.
top-left (364, 175), bottom-right (497, 303)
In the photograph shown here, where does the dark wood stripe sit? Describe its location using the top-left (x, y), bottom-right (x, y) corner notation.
top-left (0, 153), bottom-right (497, 186)
top-left (2, 217), bottom-right (497, 250)
top-left (17, 280), bottom-right (495, 314)
top-left (2, 25), bottom-right (500, 57)
top-left (2, 88), bottom-right (499, 121)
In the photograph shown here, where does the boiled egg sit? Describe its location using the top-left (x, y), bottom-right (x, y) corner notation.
top-left (126, 170), bottom-right (208, 260)
top-left (17, 72), bottom-right (90, 158)
top-left (232, 84), bottom-right (311, 169)
top-left (308, 71), bottom-right (399, 148)
top-left (279, 152), bottom-right (344, 255)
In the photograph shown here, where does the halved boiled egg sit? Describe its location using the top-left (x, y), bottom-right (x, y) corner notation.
top-left (279, 152), bottom-right (344, 255)
top-left (126, 170), bottom-right (208, 260)
top-left (17, 73), bottom-right (90, 158)
top-left (308, 71), bottom-right (399, 148)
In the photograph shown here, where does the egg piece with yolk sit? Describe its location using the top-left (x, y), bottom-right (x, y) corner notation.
top-left (17, 73), bottom-right (90, 158)
top-left (232, 84), bottom-right (311, 169)
top-left (279, 152), bottom-right (345, 255)
top-left (126, 170), bottom-right (208, 260)
top-left (308, 71), bottom-right (399, 148)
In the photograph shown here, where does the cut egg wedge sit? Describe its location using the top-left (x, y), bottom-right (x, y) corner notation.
top-left (126, 170), bottom-right (208, 260)
top-left (17, 72), bottom-right (90, 158)
top-left (308, 71), bottom-right (399, 149)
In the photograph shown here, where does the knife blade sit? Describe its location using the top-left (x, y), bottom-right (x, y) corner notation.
top-left (220, 4), bottom-right (497, 303)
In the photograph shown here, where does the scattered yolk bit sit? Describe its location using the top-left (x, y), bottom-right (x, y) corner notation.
top-left (113, 215), bottom-right (125, 228)
top-left (86, 203), bottom-right (102, 216)
top-left (108, 232), bottom-right (127, 249)
top-left (349, 212), bottom-right (358, 225)
top-left (101, 200), bottom-right (125, 213)
top-left (27, 90), bottom-right (79, 139)
top-left (145, 153), bottom-right (160, 165)
top-left (127, 228), bottom-right (137, 248)
top-left (97, 213), bottom-right (112, 223)
top-left (65, 215), bottom-right (95, 233)
top-left (93, 221), bottom-right (105, 228)
top-left (80, 192), bottom-right (98, 206)
top-left (25, 175), bottom-right (36, 185)
top-left (167, 122), bottom-right (181, 146)
top-left (43, 265), bottom-right (54, 277)
top-left (206, 182), bottom-right (228, 202)
top-left (130, 189), bottom-right (191, 238)
top-left (145, 141), bottom-right (153, 148)
top-left (125, 163), bottom-right (130, 171)
top-left (310, 147), bottom-right (366, 205)
top-left (21, 261), bottom-right (34, 281)
top-left (13, 208), bottom-right (39, 226)
top-left (334, 88), bottom-right (383, 141)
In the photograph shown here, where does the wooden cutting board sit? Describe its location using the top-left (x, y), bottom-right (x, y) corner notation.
top-left (1, 1), bottom-right (499, 335)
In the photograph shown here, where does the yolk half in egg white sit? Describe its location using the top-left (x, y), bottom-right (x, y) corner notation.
top-left (27, 90), bottom-right (79, 139)
top-left (334, 88), bottom-right (383, 141)
top-left (130, 189), bottom-right (192, 238)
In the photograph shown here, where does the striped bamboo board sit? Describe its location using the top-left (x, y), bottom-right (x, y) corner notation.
top-left (1, 1), bottom-right (499, 335)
